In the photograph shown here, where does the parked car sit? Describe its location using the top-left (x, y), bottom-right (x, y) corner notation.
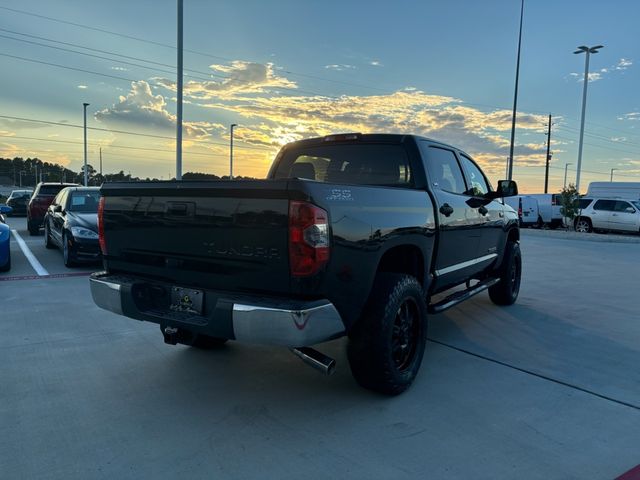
top-left (527, 193), bottom-right (564, 228)
top-left (44, 187), bottom-right (101, 267)
top-left (6, 189), bottom-right (33, 216)
top-left (575, 197), bottom-right (640, 234)
top-left (0, 204), bottom-right (12, 271)
top-left (90, 133), bottom-right (521, 395)
top-left (504, 195), bottom-right (540, 227)
top-left (27, 182), bottom-right (79, 235)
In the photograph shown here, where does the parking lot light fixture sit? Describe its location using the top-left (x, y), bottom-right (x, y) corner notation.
top-left (573, 44), bottom-right (603, 192)
top-left (610, 168), bottom-right (617, 182)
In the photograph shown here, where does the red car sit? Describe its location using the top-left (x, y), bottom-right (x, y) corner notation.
top-left (27, 182), bottom-right (79, 235)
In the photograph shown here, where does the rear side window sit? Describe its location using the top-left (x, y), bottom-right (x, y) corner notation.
top-left (273, 144), bottom-right (412, 186)
top-left (593, 200), bottom-right (616, 211)
top-left (39, 185), bottom-right (68, 196)
top-left (614, 201), bottom-right (635, 212)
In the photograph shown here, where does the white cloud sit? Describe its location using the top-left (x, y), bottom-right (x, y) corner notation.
top-left (95, 80), bottom-right (224, 139)
top-left (154, 61), bottom-right (297, 100)
top-left (570, 57), bottom-right (633, 82)
top-left (369, 60), bottom-right (383, 67)
top-left (616, 58), bottom-right (632, 70)
top-left (618, 112), bottom-right (640, 121)
top-left (77, 85), bottom-right (88, 89)
top-left (111, 66), bottom-right (128, 71)
top-left (324, 64), bottom-right (356, 71)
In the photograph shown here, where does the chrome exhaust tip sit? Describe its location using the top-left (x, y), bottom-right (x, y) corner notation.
top-left (290, 347), bottom-right (336, 376)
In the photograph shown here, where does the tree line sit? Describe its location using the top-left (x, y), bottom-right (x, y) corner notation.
top-left (0, 157), bottom-right (255, 187)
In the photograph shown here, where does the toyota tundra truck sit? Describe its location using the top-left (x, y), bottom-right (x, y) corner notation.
top-left (90, 133), bottom-right (520, 395)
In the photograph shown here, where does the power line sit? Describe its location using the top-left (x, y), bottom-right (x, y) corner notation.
top-left (0, 27), bottom-right (226, 79)
top-left (0, 52), bottom-right (137, 82)
top-left (0, 114), bottom-right (273, 151)
top-left (0, 33), bottom-right (211, 81)
top-left (0, 133), bottom-right (271, 158)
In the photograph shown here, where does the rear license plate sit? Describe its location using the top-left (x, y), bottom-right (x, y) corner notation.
top-left (170, 286), bottom-right (204, 315)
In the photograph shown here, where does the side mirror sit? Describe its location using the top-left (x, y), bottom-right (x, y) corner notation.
top-left (54, 205), bottom-right (63, 213)
top-left (625, 207), bottom-right (635, 213)
top-left (0, 204), bottom-right (12, 214)
top-left (496, 180), bottom-right (518, 197)
top-left (484, 180), bottom-right (518, 199)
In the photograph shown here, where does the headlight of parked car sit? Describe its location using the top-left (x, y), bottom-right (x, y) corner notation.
top-left (70, 226), bottom-right (98, 239)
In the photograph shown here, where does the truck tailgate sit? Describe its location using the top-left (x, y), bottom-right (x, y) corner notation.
top-left (100, 180), bottom-right (292, 295)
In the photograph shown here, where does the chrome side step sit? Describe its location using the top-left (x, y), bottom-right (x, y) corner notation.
top-left (428, 278), bottom-right (500, 314)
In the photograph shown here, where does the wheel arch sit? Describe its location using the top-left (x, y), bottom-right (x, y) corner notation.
top-left (375, 244), bottom-right (426, 288)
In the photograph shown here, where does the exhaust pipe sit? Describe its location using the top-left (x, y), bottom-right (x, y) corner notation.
top-left (290, 347), bottom-right (336, 376)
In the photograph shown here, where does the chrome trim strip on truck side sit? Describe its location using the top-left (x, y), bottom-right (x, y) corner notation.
top-left (435, 253), bottom-right (498, 276)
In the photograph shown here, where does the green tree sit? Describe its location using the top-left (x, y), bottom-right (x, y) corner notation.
top-left (559, 183), bottom-right (580, 229)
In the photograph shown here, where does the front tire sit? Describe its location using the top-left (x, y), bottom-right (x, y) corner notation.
top-left (62, 232), bottom-right (75, 267)
top-left (44, 221), bottom-right (55, 249)
top-left (489, 241), bottom-right (522, 306)
top-left (575, 217), bottom-right (592, 233)
top-left (347, 274), bottom-right (427, 396)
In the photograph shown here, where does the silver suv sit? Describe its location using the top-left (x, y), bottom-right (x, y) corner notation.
top-left (575, 197), bottom-right (640, 234)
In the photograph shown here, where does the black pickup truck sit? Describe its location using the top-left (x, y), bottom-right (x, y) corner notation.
top-left (91, 133), bottom-right (520, 395)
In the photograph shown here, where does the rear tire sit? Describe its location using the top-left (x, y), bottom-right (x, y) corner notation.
top-left (489, 241), bottom-right (521, 306)
top-left (347, 274), bottom-right (427, 396)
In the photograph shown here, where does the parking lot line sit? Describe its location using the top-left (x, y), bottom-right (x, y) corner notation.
top-left (11, 229), bottom-right (49, 276)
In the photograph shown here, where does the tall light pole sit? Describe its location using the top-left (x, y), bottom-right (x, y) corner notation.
top-left (507, 0), bottom-right (525, 181)
top-left (83, 102), bottom-right (89, 186)
top-left (229, 123), bottom-right (238, 179)
top-left (175, 0), bottom-right (184, 180)
top-left (610, 168), bottom-right (617, 182)
top-left (564, 163), bottom-right (572, 188)
top-left (574, 44), bottom-right (603, 192)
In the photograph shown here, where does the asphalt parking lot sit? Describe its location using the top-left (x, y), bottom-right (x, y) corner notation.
top-left (1, 216), bottom-right (639, 480)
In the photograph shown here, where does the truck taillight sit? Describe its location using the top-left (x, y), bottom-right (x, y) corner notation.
top-left (289, 201), bottom-right (330, 277)
top-left (97, 196), bottom-right (107, 255)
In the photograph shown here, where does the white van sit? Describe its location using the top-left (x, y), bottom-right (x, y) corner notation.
top-left (527, 193), bottom-right (564, 228)
top-left (504, 195), bottom-right (540, 227)
top-left (586, 182), bottom-right (640, 200)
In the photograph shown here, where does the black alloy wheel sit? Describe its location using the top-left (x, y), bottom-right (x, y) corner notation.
top-left (391, 298), bottom-right (420, 372)
top-left (347, 273), bottom-right (427, 395)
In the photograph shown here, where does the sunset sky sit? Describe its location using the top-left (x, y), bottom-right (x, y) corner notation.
top-left (0, 0), bottom-right (639, 192)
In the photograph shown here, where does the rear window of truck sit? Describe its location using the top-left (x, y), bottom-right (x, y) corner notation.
top-left (273, 144), bottom-right (412, 187)
top-left (38, 185), bottom-right (69, 196)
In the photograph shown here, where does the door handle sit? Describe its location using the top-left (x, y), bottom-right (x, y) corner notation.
top-left (439, 203), bottom-right (454, 217)
top-left (478, 205), bottom-right (488, 216)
